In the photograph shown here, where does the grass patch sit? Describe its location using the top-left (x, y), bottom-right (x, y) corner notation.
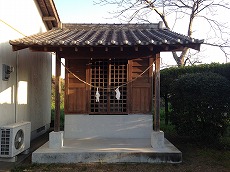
top-left (220, 136), bottom-right (230, 149)
top-left (197, 148), bottom-right (230, 168)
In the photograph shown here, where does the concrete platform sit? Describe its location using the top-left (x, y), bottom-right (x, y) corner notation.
top-left (32, 138), bottom-right (182, 163)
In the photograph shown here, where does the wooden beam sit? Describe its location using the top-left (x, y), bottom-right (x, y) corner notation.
top-left (149, 46), bottom-right (154, 51)
top-left (12, 46), bottom-right (27, 51)
top-left (154, 53), bottom-right (161, 131)
top-left (44, 0), bottom-right (60, 27)
top-left (43, 16), bottom-right (56, 21)
top-left (54, 54), bottom-right (61, 132)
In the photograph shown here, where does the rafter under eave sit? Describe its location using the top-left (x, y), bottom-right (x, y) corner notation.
top-left (43, 16), bottom-right (56, 21)
top-left (11, 44), bottom-right (201, 53)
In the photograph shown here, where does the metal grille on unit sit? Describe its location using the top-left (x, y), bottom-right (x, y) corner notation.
top-left (0, 129), bottom-right (11, 156)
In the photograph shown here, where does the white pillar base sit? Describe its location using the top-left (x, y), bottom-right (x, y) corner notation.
top-left (151, 131), bottom-right (164, 149)
top-left (49, 131), bottom-right (64, 149)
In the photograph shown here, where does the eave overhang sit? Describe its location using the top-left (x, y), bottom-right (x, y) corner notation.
top-left (35, 0), bottom-right (60, 30)
top-left (9, 23), bottom-right (204, 54)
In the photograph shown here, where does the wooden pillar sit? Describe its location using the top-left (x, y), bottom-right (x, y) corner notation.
top-left (154, 53), bottom-right (160, 131)
top-left (54, 53), bottom-right (61, 132)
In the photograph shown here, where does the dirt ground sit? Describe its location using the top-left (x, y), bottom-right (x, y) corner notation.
top-left (13, 161), bottom-right (230, 172)
top-left (12, 136), bottom-right (230, 172)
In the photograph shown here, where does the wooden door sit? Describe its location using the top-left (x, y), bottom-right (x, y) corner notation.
top-left (90, 59), bottom-right (128, 114)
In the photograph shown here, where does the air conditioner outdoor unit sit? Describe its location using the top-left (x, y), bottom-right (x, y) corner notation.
top-left (0, 121), bottom-right (31, 158)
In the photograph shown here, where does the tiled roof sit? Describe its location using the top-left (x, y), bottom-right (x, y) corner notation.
top-left (10, 23), bottom-right (203, 51)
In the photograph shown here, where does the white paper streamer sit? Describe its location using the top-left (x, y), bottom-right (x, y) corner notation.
top-left (115, 87), bottom-right (121, 100)
top-left (95, 87), bottom-right (100, 102)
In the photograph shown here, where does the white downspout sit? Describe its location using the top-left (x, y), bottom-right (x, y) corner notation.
top-left (14, 51), bottom-right (19, 123)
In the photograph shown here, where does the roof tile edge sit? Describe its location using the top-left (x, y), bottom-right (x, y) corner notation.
top-left (62, 22), bottom-right (162, 30)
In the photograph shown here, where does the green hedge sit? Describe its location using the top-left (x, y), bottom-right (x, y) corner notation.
top-left (161, 63), bottom-right (230, 95)
top-left (170, 72), bottom-right (230, 142)
top-left (160, 63), bottom-right (230, 138)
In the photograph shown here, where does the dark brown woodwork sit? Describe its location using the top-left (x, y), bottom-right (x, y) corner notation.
top-left (35, 0), bottom-right (60, 29)
top-left (67, 88), bottom-right (86, 112)
top-left (54, 54), bottom-right (61, 132)
top-left (86, 63), bottom-right (91, 113)
top-left (65, 55), bottom-right (154, 115)
top-left (132, 87), bottom-right (150, 113)
top-left (130, 57), bottom-right (153, 114)
top-left (43, 16), bottom-right (56, 21)
top-left (58, 47), bottom-right (159, 59)
top-left (154, 53), bottom-right (161, 131)
top-left (14, 43), bottom-right (198, 53)
top-left (65, 59), bottom-right (88, 114)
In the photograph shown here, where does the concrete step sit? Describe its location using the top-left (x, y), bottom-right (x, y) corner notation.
top-left (32, 138), bottom-right (182, 163)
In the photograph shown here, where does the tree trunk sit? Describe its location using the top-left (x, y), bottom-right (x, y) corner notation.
top-left (172, 47), bottom-right (189, 66)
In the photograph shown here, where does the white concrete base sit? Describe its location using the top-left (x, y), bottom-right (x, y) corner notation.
top-left (32, 138), bottom-right (182, 164)
top-left (49, 131), bottom-right (63, 149)
top-left (64, 115), bottom-right (153, 139)
top-left (151, 131), bottom-right (165, 149)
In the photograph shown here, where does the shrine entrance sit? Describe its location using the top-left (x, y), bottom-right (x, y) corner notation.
top-left (90, 59), bottom-right (128, 114)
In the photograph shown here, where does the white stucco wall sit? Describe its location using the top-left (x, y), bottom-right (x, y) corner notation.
top-left (0, 0), bottom-right (51, 138)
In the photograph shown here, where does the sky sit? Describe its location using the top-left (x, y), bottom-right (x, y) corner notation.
top-left (54, 0), bottom-right (122, 23)
top-left (53, 0), bottom-right (230, 72)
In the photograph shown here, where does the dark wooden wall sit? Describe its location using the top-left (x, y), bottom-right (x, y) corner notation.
top-left (129, 57), bottom-right (153, 114)
top-left (65, 59), bottom-right (90, 113)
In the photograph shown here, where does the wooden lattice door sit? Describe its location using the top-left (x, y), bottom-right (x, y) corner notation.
top-left (90, 59), bottom-right (128, 114)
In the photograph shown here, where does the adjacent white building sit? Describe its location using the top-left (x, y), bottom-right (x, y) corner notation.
top-left (0, 0), bottom-right (60, 140)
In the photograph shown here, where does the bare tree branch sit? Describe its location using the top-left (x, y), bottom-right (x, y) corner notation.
top-left (94, 0), bottom-right (230, 66)
top-left (203, 42), bottom-right (230, 48)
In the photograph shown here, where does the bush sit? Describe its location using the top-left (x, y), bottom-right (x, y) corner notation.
top-left (170, 72), bottom-right (230, 142)
top-left (161, 63), bottom-right (230, 97)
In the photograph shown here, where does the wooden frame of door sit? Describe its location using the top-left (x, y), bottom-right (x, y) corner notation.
top-left (89, 59), bottom-right (128, 114)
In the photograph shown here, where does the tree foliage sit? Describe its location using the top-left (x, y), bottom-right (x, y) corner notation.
top-left (170, 72), bottom-right (230, 142)
top-left (51, 76), bottom-right (65, 109)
